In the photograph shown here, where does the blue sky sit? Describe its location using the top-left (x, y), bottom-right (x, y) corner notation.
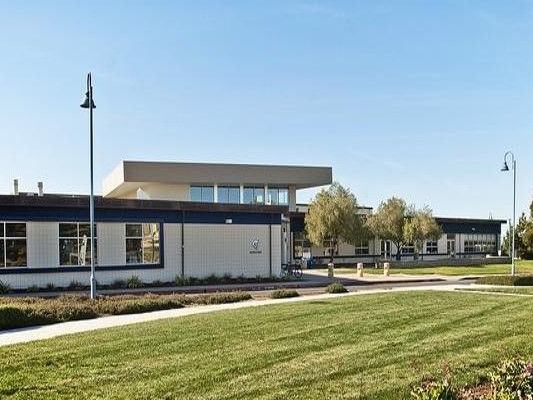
top-left (0, 1), bottom-right (531, 221)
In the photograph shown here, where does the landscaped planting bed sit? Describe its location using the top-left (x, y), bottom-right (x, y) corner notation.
top-left (0, 291), bottom-right (251, 330)
top-left (2, 291), bottom-right (533, 399)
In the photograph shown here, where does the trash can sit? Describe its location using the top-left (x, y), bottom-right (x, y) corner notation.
top-left (383, 262), bottom-right (390, 277)
top-left (356, 262), bottom-right (364, 277)
top-left (328, 262), bottom-right (334, 278)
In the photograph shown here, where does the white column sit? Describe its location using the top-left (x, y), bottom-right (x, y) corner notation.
top-left (264, 184), bottom-right (269, 205)
top-left (213, 183), bottom-right (218, 203)
top-left (240, 184), bottom-right (244, 203)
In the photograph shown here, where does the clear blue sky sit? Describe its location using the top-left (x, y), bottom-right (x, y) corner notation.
top-left (0, 1), bottom-right (531, 221)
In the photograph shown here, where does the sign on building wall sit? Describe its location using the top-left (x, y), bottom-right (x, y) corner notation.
top-left (249, 237), bottom-right (262, 254)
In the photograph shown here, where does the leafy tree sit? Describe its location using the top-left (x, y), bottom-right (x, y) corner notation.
top-left (305, 182), bottom-right (366, 264)
top-left (501, 212), bottom-right (533, 259)
top-left (366, 197), bottom-right (412, 260)
top-left (403, 207), bottom-right (442, 260)
top-left (367, 198), bottom-right (441, 260)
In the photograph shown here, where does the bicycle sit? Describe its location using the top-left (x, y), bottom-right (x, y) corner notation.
top-left (281, 262), bottom-right (303, 279)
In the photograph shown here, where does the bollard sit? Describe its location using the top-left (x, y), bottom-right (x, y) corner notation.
top-left (328, 262), bottom-right (334, 278)
top-left (383, 262), bottom-right (390, 276)
top-left (356, 262), bottom-right (364, 277)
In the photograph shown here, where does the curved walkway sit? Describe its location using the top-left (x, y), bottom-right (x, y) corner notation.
top-left (0, 283), bottom-right (469, 347)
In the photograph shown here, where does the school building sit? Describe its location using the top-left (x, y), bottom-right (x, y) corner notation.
top-left (0, 160), bottom-right (505, 290)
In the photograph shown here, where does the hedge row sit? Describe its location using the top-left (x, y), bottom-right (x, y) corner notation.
top-left (0, 291), bottom-right (252, 331)
top-left (476, 275), bottom-right (533, 286)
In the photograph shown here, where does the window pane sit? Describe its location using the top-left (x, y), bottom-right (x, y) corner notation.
top-left (217, 187), bottom-right (229, 203)
top-left (243, 188), bottom-right (254, 204)
top-left (201, 186), bottom-right (214, 203)
top-left (278, 188), bottom-right (289, 205)
top-left (6, 239), bottom-right (26, 267)
top-left (254, 188), bottom-right (264, 204)
top-left (268, 189), bottom-right (278, 205)
top-left (190, 186), bottom-right (202, 202)
top-left (59, 238), bottom-right (79, 265)
top-left (6, 223), bottom-right (26, 238)
top-left (81, 240), bottom-right (97, 266)
top-left (0, 223), bottom-right (4, 237)
top-left (78, 223), bottom-right (97, 238)
top-left (126, 239), bottom-right (142, 263)
top-left (228, 187), bottom-right (240, 204)
top-left (126, 224), bottom-right (142, 237)
top-left (0, 240), bottom-right (4, 267)
top-left (59, 223), bottom-right (77, 237)
top-left (142, 223), bottom-right (160, 263)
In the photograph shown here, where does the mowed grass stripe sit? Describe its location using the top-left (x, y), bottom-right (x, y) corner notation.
top-left (1, 291), bottom-right (533, 399)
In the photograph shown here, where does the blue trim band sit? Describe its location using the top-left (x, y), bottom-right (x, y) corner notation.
top-left (0, 207), bottom-right (282, 225)
top-left (0, 263), bottom-right (163, 275)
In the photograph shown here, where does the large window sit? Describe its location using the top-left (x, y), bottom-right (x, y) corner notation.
top-left (217, 186), bottom-right (240, 204)
top-left (426, 240), bottom-right (438, 254)
top-left (243, 187), bottom-right (265, 204)
top-left (463, 234), bottom-right (497, 254)
top-left (267, 187), bottom-right (289, 205)
top-left (293, 232), bottom-right (311, 259)
top-left (59, 223), bottom-right (97, 266)
top-left (190, 186), bottom-right (214, 203)
top-left (126, 223), bottom-right (160, 264)
top-left (0, 222), bottom-right (27, 267)
top-left (354, 240), bottom-right (369, 255)
top-left (401, 242), bottom-right (415, 254)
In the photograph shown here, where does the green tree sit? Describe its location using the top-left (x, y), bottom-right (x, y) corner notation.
top-left (305, 182), bottom-right (366, 264)
top-left (501, 212), bottom-right (533, 259)
top-left (403, 207), bottom-right (442, 260)
top-left (367, 198), bottom-right (441, 260)
top-left (366, 197), bottom-right (412, 260)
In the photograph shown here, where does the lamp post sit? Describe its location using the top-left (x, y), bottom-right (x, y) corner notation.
top-left (501, 151), bottom-right (516, 276)
top-left (80, 73), bottom-right (97, 299)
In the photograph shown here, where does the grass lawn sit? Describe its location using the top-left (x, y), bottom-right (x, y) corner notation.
top-left (1, 291), bottom-right (533, 399)
top-left (458, 286), bottom-right (533, 296)
top-left (328, 260), bottom-right (533, 276)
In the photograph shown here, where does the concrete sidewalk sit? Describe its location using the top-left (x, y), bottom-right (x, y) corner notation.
top-left (0, 283), bottom-right (468, 347)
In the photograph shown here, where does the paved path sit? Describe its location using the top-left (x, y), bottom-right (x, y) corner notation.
top-left (0, 283), bottom-right (469, 347)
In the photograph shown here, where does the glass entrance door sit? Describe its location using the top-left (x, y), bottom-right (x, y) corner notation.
top-left (381, 240), bottom-right (392, 259)
top-left (447, 239), bottom-right (455, 257)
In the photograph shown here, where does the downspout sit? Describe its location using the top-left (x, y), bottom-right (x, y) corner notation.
top-left (269, 219), bottom-right (272, 276)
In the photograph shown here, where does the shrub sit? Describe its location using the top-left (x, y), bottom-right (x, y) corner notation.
top-left (205, 274), bottom-right (220, 285)
top-left (0, 280), bottom-right (12, 294)
top-left (45, 283), bottom-right (56, 291)
top-left (174, 275), bottom-right (186, 286)
top-left (27, 285), bottom-right (40, 293)
top-left (151, 279), bottom-right (163, 287)
top-left (326, 283), bottom-right (347, 294)
top-left (187, 276), bottom-right (199, 285)
top-left (221, 273), bottom-right (232, 283)
top-left (477, 275), bottom-right (533, 286)
top-left (490, 357), bottom-right (533, 399)
top-left (270, 289), bottom-right (300, 299)
top-left (68, 280), bottom-right (85, 291)
top-left (411, 378), bottom-right (455, 400)
top-left (110, 279), bottom-right (126, 289)
top-left (126, 275), bottom-right (143, 289)
top-left (182, 291), bottom-right (252, 306)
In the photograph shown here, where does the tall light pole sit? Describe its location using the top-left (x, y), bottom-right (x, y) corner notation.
top-left (80, 73), bottom-right (97, 299)
top-left (501, 151), bottom-right (516, 276)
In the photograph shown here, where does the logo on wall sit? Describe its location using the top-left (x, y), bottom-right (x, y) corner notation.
top-left (250, 237), bottom-right (262, 254)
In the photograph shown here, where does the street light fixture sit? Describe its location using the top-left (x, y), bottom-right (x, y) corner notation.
top-left (80, 73), bottom-right (97, 299)
top-left (501, 151), bottom-right (516, 276)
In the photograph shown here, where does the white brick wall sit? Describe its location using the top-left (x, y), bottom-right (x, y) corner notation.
top-left (27, 222), bottom-right (59, 268)
top-left (97, 223), bottom-right (126, 266)
top-left (183, 224), bottom-right (275, 278)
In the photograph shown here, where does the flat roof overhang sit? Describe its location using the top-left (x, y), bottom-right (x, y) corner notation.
top-left (102, 160), bottom-right (333, 198)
